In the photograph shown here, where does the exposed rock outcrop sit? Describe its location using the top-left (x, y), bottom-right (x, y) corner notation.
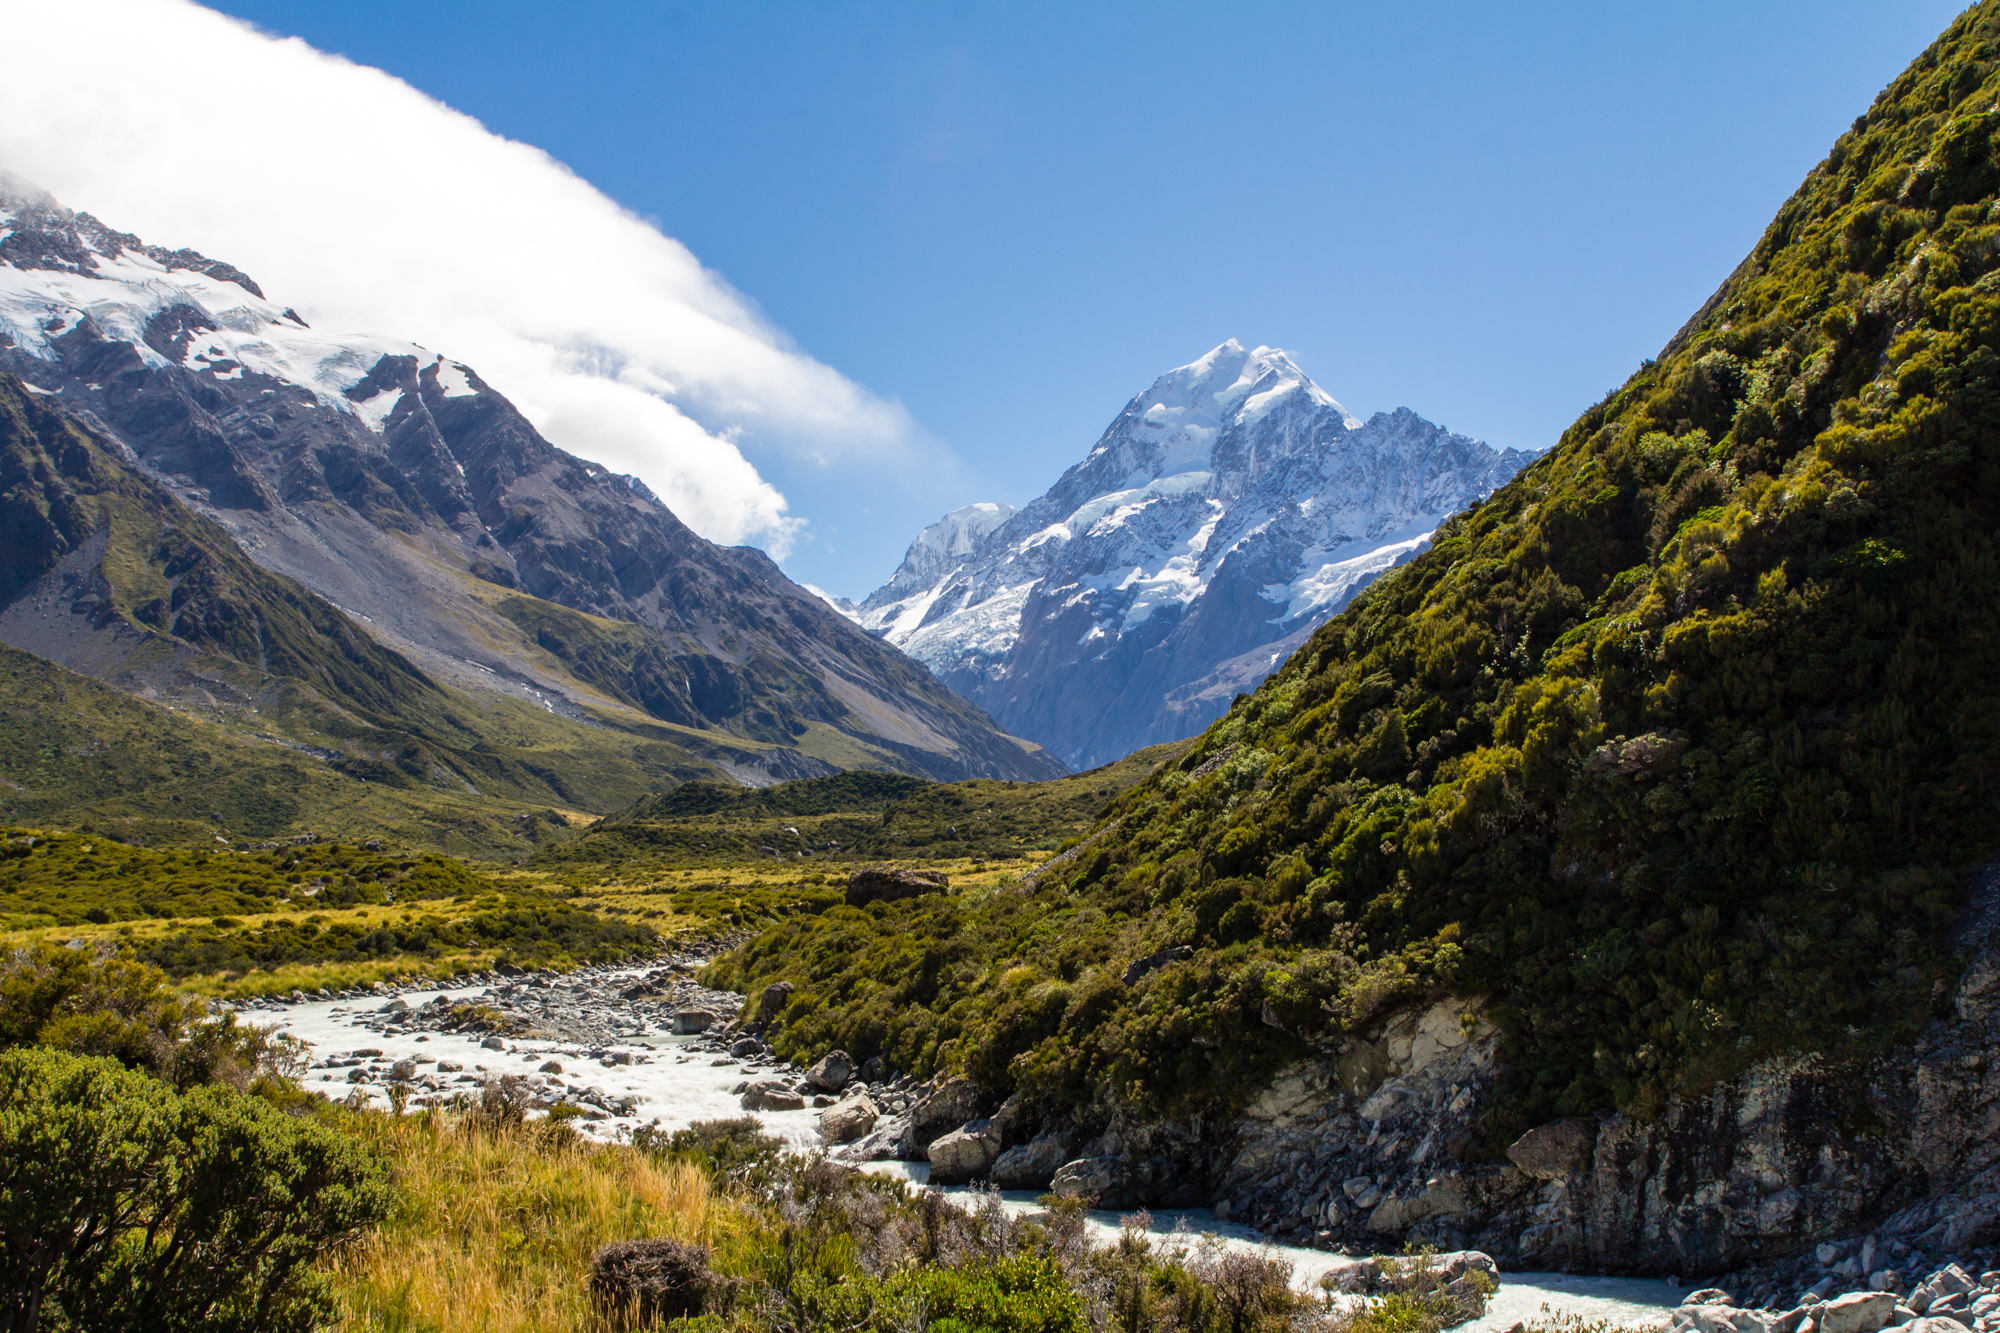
top-left (845, 867), bottom-right (949, 908)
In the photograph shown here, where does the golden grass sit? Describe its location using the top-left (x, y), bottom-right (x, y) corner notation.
top-left (328, 1110), bottom-right (728, 1333)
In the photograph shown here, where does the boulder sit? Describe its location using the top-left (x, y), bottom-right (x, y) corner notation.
top-left (991, 1131), bottom-right (1074, 1190)
top-left (389, 1060), bottom-right (416, 1081)
top-left (1670, 1308), bottom-right (1772, 1333)
top-left (757, 982), bottom-right (795, 1022)
top-left (540, 1060), bottom-right (564, 1074)
top-left (903, 1077), bottom-right (991, 1153)
top-left (740, 1079), bottom-right (805, 1112)
top-left (1049, 1155), bottom-right (1171, 1209)
top-left (1685, 1291), bottom-right (1736, 1307)
top-left (818, 1096), bottom-right (879, 1144)
top-left (845, 867), bottom-right (950, 908)
top-left (481, 1036), bottom-right (507, 1051)
top-left (1904, 1319), bottom-right (1971, 1333)
top-left (927, 1119), bottom-right (1003, 1184)
top-left (1507, 1120), bottom-right (1594, 1180)
top-left (673, 1010), bottom-right (717, 1035)
top-left (1121, 945), bottom-right (1193, 986)
top-left (806, 1050), bottom-right (855, 1093)
top-left (1819, 1293), bottom-right (1898, 1333)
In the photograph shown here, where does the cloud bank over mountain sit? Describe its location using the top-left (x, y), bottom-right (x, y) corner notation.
top-left (0, 0), bottom-right (918, 551)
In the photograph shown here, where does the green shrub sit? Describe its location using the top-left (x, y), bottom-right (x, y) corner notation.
top-left (0, 1046), bottom-right (390, 1332)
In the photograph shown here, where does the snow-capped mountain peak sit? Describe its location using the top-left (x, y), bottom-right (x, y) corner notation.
top-left (848, 342), bottom-right (1534, 769)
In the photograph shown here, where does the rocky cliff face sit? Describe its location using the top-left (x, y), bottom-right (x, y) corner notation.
top-left (0, 178), bottom-right (1061, 784)
top-left (973, 861), bottom-right (2000, 1284)
top-left (848, 341), bottom-right (1531, 769)
top-left (816, 857), bottom-right (2000, 1286)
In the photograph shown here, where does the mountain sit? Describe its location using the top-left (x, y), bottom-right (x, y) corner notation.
top-left (708, 1), bottom-right (2000, 1274)
top-left (0, 178), bottom-right (1063, 788)
top-left (848, 341), bottom-right (1532, 768)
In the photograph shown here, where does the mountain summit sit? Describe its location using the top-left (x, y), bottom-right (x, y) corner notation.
top-left (849, 341), bottom-right (1532, 768)
top-left (0, 179), bottom-right (1062, 788)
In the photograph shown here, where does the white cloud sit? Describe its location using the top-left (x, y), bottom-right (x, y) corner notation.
top-left (0, 0), bottom-right (917, 550)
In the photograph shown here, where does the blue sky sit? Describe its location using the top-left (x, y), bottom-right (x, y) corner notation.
top-left (205, 0), bottom-right (1967, 599)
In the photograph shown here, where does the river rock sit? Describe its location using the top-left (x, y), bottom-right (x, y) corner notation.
top-left (806, 1050), bottom-right (854, 1093)
top-left (1818, 1293), bottom-right (1898, 1333)
top-left (1670, 1307), bottom-right (1773, 1333)
top-left (1508, 1121), bottom-right (1594, 1180)
top-left (1904, 1304), bottom-right (1968, 1328)
top-left (1049, 1155), bottom-right (1172, 1209)
top-left (927, 1119), bottom-right (1003, 1184)
top-left (756, 982), bottom-right (794, 1021)
top-left (741, 1079), bottom-right (805, 1112)
top-left (901, 1077), bottom-right (991, 1153)
top-left (673, 1010), bottom-right (717, 1034)
top-left (845, 867), bottom-right (950, 908)
top-left (818, 1096), bottom-right (879, 1144)
top-left (992, 1131), bottom-right (1074, 1190)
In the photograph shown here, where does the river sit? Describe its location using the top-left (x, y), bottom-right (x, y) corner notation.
top-left (254, 969), bottom-right (1683, 1328)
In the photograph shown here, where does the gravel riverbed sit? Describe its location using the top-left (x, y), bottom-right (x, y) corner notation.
top-left (238, 957), bottom-right (1681, 1324)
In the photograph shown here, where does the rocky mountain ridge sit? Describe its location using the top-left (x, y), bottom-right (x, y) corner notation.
top-left (846, 340), bottom-right (1532, 768)
top-left (0, 177), bottom-right (1060, 786)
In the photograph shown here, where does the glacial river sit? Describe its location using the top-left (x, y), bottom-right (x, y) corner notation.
top-left (256, 969), bottom-right (1683, 1326)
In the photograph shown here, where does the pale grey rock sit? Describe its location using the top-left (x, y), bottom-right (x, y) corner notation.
top-left (1508, 1121), bottom-right (1594, 1181)
top-left (926, 1118), bottom-right (1002, 1184)
top-left (673, 1010), bottom-right (717, 1034)
top-left (806, 1049), bottom-right (854, 1093)
top-left (817, 1096), bottom-right (878, 1144)
top-left (740, 1079), bottom-right (805, 1112)
top-left (900, 1077), bottom-right (990, 1154)
top-left (1670, 1307), bottom-right (1774, 1333)
top-left (1819, 1293), bottom-right (1898, 1333)
top-left (992, 1132), bottom-right (1075, 1191)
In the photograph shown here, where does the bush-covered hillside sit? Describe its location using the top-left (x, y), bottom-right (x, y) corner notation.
top-left (544, 742), bottom-right (1186, 870)
top-left (712, 4), bottom-right (2000, 1142)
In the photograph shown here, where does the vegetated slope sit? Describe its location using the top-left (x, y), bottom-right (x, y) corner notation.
top-left (710, 6), bottom-right (2000, 1140)
top-left (541, 742), bottom-right (1189, 871)
top-left (846, 341), bottom-right (1531, 769)
top-left (0, 180), bottom-right (1062, 784)
top-left (0, 374), bottom-right (738, 851)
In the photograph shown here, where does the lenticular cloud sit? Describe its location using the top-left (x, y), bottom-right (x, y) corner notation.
top-left (0, 0), bottom-right (913, 551)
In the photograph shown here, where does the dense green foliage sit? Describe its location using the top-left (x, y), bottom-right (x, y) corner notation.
top-left (131, 893), bottom-right (661, 980)
top-left (548, 742), bottom-right (1186, 871)
top-left (657, 1121), bottom-right (1325, 1333)
top-left (0, 1046), bottom-right (390, 1333)
top-left (0, 941), bottom-right (294, 1089)
top-left (1, 826), bottom-right (662, 984)
top-left (714, 6), bottom-right (2000, 1138)
top-left (0, 828), bottom-right (479, 927)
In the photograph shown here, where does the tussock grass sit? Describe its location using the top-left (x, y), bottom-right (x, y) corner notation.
top-left (328, 1110), bottom-right (726, 1333)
